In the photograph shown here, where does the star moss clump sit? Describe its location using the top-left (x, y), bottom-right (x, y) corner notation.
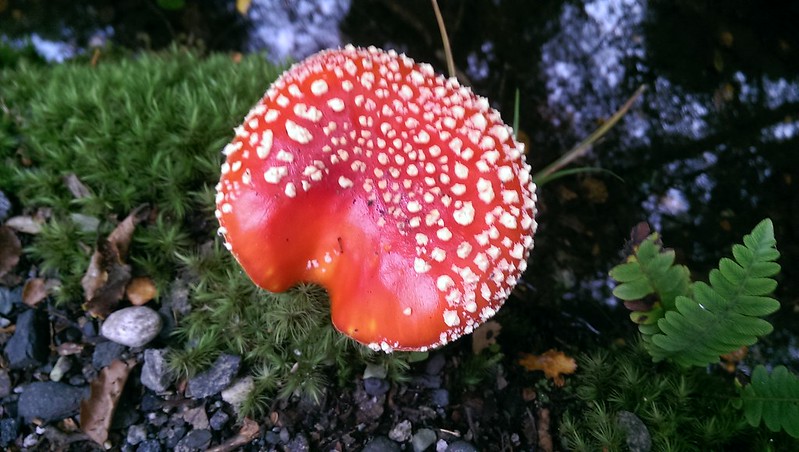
top-left (1, 47), bottom-right (413, 413)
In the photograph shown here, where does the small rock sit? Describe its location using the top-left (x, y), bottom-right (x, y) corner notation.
top-left (17, 381), bottom-right (88, 422)
top-left (147, 412), bottom-right (168, 427)
top-left (209, 410), bottom-right (230, 430)
top-left (101, 306), bottom-right (162, 348)
top-left (0, 418), bottom-right (19, 447)
top-left (127, 424), bottom-right (148, 445)
top-left (0, 286), bottom-right (21, 316)
top-left (22, 432), bottom-right (39, 448)
top-left (286, 433), bottom-right (310, 452)
top-left (388, 420), bottom-right (412, 442)
top-left (159, 423), bottom-right (187, 449)
top-left (141, 348), bottom-right (172, 393)
top-left (5, 308), bottom-right (49, 369)
top-left (140, 392), bottom-right (164, 412)
top-left (363, 377), bottom-right (390, 397)
top-left (411, 428), bottom-right (437, 452)
top-left (446, 440), bottom-right (479, 452)
top-left (617, 411), bottom-right (652, 452)
top-left (182, 406), bottom-right (209, 430)
top-left (188, 353), bottom-right (241, 399)
top-left (92, 341), bottom-right (127, 369)
top-left (174, 429), bottom-right (212, 452)
top-left (220, 376), bottom-right (254, 410)
top-left (0, 369), bottom-right (12, 398)
top-left (264, 430), bottom-right (281, 445)
top-left (431, 389), bottom-right (449, 407)
top-left (363, 436), bottom-right (401, 452)
top-left (425, 353), bottom-right (446, 375)
top-left (412, 374), bottom-right (442, 389)
top-left (0, 191), bottom-right (10, 222)
top-left (49, 355), bottom-right (72, 382)
top-left (136, 439), bottom-right (163, 452)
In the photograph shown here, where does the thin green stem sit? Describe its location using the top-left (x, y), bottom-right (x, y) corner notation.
top-left (431, 0), bottom-right (456, 79)
top-left (533, 84), bottom-right (647, 185)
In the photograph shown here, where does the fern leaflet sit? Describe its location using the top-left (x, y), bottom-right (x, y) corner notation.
top-left (609, 232), bottom-right (691, 345)
top-left (649, 219), bottom-right (780, 366)
top-left (734, 365), bottom-right (799, 438)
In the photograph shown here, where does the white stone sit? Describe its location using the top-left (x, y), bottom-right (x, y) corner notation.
top-left (100, 306), bottom-right (162, 348)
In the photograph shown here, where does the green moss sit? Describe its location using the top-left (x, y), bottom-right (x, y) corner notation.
top-left (560, 342), bottom-right (797, 450)
top-left (2, 48), bottom-right (416, 413)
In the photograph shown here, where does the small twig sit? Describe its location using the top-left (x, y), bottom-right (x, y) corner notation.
top-left (533, 84), bottom-right (647, 184)
top-left (431, 0), bottom-right (456, 79)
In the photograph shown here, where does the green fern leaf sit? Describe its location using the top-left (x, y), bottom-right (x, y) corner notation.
top-left (735, 365), bottom-right (799, 438)
top-left (649, 219), bottom-right (780, 366)
top-left (609, 234), bottom-right (691, 309)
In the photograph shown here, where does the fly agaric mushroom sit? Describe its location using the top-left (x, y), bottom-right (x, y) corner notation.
top-left (215, 45), bottom-right (537, 352)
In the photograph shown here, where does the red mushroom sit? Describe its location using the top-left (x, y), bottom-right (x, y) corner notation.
top-left (215, 45), bottom-right (537, 352)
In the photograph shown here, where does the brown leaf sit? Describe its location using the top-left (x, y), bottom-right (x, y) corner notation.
top-left (5, 215), bottom-right (44, 234)
top-left (471, 320), bottom-right (501, 355)
top-left (82, 206), bottom-right (148, 318)
top-left (80, 358), bottom-right (138, 445)
top-left (236, 0), bottom-right (253, 15)
top-left (126, 277), bottom-right (158, 306)
top-left (0, 225), bottom-right (22, 278)
top-left (518, 349), bottom-right (577, 387)
top-left (537, 407), bottom-right (553, 452)
top-left (63, 173), bottom-right (93, 199)
top-left (207, 418), bottom-right (261, 452)
top-left (22, 278), bottom-right (60, 307)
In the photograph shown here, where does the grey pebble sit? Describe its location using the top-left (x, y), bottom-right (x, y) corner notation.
top-left (209, 410), bottom-right (230, 430)
top-left (101, 306), bottom-right (162, 348)
top-left (141, 348), bottom-right (172, 393)
top-left (286, 433), bottom-right (310, 452)
top-left (136, 439), bottom-right (163, 452)
top-left (5, 309), bottom-right (49, 369)
top-left (17, 381), bottom-right (88, 422)
top-left (174, 429), bottom-right (212, 452)
top-left (411, 428), bottom-right (437, 452)
top-left (127, 424), bottom-right (148, 446)
top-left (363, 436), bottom-right (401, 452)
top-left (446, 440), bottom-right (479, 452)
top-left (363, 377), bottom-right (390, 396)
top-left (92, 341), bottom-right (126, 369)
top-left (388, 419), bottom-right (412, 442)
top-left (431, 388), bottom-right (450, 407)
top-left (187, 353), bottom-right (241, 399)
top-left (0, 418), bottom-right (19, 448)
top-left (425, 353), bottom-right (446, 375)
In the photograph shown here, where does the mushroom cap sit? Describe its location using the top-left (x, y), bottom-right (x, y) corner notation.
top-left (215, 45), bottom-right (537, 352)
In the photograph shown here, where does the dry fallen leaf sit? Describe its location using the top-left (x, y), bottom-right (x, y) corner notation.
top-left (63, 173), bottom-right (93, 199)
top-left (80, 358), bottom-right (138, 446)
top-left (720, 346), bottom-right (748, 373)
top-left (82, 206), bottom-right (148, 318)
top-left (236, 0), bottom-right (253, 15)
top-left (22, 278), bottom-right (60, 307)
top-left (5, 215), bottom-right (44, 234)
top-left (472, 320), bottom-right (501, 355)
top-left (518, 349), bottom-right (577, 387)
top-left (126, 276), bottom-right (158, 306)
top-left (0, 225), bottom-right (22, 278)
top-left (207, 417), bottom-right (261, 452)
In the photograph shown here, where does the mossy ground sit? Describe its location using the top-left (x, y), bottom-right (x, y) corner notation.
top-left (2, 47), bottom-right (796, 449)
top-left (1, 47), bottom-right (415, 418)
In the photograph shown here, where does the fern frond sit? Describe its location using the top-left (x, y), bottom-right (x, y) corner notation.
top-left (734, 365), bottom-right (799, 438)
top-left (649, 219), bottom-right (780, 366)
top-left (609, 233), bottom-right (691, 344)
